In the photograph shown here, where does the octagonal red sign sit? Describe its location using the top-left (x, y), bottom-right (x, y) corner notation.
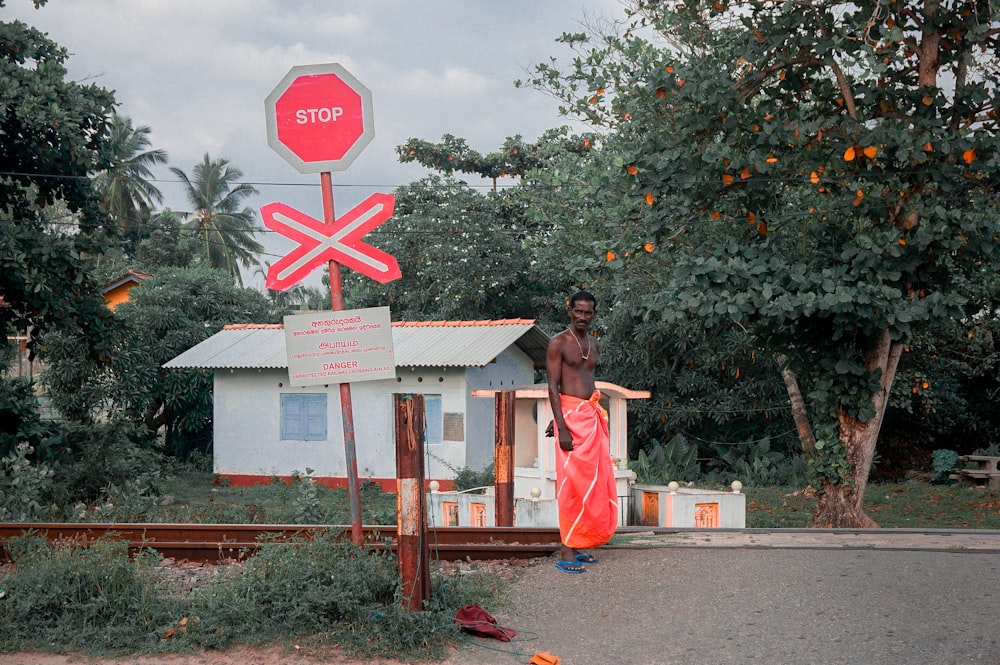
top-left (265, 63), bottom-right (375, 173)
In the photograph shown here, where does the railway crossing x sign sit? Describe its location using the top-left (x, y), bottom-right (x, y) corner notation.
top-left (262, 193), bottom-right (400, 290)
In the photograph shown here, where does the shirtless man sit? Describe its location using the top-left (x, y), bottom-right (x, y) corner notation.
top-left (547, 290), bottom-right (617, 572)
top-left (547, 292), bottom-right (600, 453)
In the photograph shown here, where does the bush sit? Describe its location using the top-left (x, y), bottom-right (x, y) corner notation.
top-left (931, 449), bottom-right (959, 481)
top-left (0, 530), bottom-right (513, 660)
top-left (51, 420), bottom-right (166, 510)
top-left (630, 434), bottom-right (699, 485)
top-left (0, 443), bottom-right (56, 521)
top-left (0, 535), bottom-right (173, 652)
top-left (0, 376), bottom-right (58, 459)
top-left (452, 462), bottom-right (495, 492)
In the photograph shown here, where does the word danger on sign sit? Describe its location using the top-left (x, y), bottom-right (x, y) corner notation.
top-left (283, 307), bottom-right (395, 387)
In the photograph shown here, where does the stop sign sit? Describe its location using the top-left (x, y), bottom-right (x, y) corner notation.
top-left (265, 63), bottom-right (374, 173)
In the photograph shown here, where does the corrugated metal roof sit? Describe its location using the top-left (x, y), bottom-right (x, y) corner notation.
top-left (164, 319), bottom-right (550, 370)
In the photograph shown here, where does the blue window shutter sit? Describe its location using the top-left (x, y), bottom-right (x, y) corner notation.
top-left (304, 394), bottom-right (327, 440)
top-left (281, 394), bottom-right (327, 441)
top-left (425, 394), bottom-right (442, 444)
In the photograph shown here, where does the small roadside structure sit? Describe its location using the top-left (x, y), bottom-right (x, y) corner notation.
top-left (425, 381), bottom-right (650, 528)
top-left (163, 319), bottom-right (548, 490)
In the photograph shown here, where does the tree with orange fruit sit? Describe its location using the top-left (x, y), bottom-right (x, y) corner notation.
top-left (524, 0), bottom-right (1000, 527)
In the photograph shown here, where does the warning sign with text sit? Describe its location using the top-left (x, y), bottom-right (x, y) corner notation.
top-left (284, 307), bottom-right (395, 386)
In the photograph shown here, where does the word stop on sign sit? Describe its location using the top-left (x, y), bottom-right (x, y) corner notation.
top-left (296, 107), bottom-right (345, 124)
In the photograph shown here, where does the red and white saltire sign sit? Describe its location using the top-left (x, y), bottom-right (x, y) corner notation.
top-left (262, 193), bottom-right (400, 290)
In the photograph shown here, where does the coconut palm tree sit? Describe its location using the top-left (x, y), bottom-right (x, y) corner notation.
top-left (92, 115), bottom-right (168, 254)
top-left (169, 154), bottom-right (263, 286)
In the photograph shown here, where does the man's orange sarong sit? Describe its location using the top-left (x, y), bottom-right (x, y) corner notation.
top-left (555, 391), bottom-right (618, 549)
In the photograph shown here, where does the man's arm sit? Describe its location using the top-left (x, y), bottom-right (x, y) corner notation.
top-left (546, 335), bottom-right (574, 451)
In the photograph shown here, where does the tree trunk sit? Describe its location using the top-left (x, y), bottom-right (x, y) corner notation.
top-left (144, 400), bottom-right (168, 435)
top-left (811, 329), bottom-right (904, 528)
top-left (777, 354), bottom-right (816, 457)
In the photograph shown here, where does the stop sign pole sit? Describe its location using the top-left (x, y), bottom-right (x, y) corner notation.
top-left (265, 63), bottom-right (386, 545)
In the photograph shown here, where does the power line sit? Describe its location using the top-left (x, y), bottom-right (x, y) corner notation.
top-left (3, 164), bottom-right (995, 193)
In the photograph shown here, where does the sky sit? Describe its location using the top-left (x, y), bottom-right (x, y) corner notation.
top-left (7, 0), bottom-right (627, 289)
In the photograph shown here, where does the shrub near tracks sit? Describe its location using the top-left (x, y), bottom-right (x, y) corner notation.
top-left (0, 531), bottom-right (511, 661)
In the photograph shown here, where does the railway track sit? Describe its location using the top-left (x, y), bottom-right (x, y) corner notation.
top-left (0, 522), bottom-right (564, 563)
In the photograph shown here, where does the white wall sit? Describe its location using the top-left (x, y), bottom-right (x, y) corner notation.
top-left (464, 347), bottom-right (536, 471)
top-left (212, 348), bottom-right (534, 483)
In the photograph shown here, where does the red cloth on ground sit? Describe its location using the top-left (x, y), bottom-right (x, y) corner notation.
top-left (454, 604), bottom-right (517, 641)
top-left (555, 391), bottom-right (618, 549)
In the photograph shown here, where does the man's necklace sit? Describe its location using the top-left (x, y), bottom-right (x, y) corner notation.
top-left (567, 329), bottom-right (591, 360)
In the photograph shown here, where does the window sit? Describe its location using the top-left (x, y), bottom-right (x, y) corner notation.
top-left (280, 394), bottom-right (327, 441)
top-left (425, 394), bottom-right (442, 444)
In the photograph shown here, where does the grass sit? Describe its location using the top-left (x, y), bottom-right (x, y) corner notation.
top-left (745, 480), bottom-right (1000, 529)
top-left (0, 530), bottom-right (505, 660)
top-left (148, 471), bottom-right (398, 525)
top-left (158, 472), bottom-right (1000, 530)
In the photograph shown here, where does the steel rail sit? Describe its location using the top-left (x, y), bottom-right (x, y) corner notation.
top-left (0, 522), bottom-right (563, 563)
top-left (6, 523), bottom-right (996, 563)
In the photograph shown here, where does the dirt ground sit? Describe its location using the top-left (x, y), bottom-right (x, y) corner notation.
top-left (0, 646), bottom-right (448, 665)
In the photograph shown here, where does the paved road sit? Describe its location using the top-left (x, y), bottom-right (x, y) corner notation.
top-left (445, 530), bottom-right (1000, 665)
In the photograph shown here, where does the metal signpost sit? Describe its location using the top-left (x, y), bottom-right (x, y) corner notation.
top-left (264, 63), bottom-right (399, 544)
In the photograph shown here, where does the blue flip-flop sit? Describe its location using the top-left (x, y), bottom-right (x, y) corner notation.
top-left (554, 560), bottom-right (586, 574)
top-left (574, 552), bottom-right (598, 564)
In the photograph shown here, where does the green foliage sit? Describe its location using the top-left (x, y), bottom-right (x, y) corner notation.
top-left (810, 424), bottom-right (852, 485)
top-left (91, 114), bottom-right (168, 256)
top-left (288, 469), bottom-right (322, 524)
top-left (0, 376), bottom-right (57, 458)
top-left (0, 443), bottom-right (55, 521)
top-left (717, 439), bottom-right (808, 488)
top-left (169, 154), bottom-right (263, 286)
top-left (931, 449), bottom-right (959, 481)
top-left (630, 434), bottom-right (700, 484)
top-left (185, 532), bottom-right (397, 640)
top-left (521, 0), bottom-right (1000, 521)
top-left (451, 462), bottom-right (495, 492)
top-left (143, 473), bottom-right (397, 526)
top-left (0, 536), bottom-right (171, 652)
top-left (0, 529), bottom-right (514, 659)
top-left (972, 443), bottom-right (1000, 458)
top-left (397, 130), bottom-right (598, 187)
top-left (0, 14), bottom-right (120, 369)
top-left (49, 420), bottom-right (166, 510)
top-left (345, 170), bottom-right (570, 322)
top-left (132, 209), bottom-right (198, 271)
top-left (888, 270), bottom-right (1000, 453)
top-left (42, 266), bottom-right (276, 455)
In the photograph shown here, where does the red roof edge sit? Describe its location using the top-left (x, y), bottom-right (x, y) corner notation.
top-left (391, 319), bottom-right (537, 328)
top-left (222, 319), bottom-right (537, 331)
top-left (224, 323), bottom-right (285, 330)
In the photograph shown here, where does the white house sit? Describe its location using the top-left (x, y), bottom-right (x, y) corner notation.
top-left (163, 319), bottom-right (549, 490)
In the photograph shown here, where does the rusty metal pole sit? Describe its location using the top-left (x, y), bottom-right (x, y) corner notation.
top-left (395, 393), bottom-right (429, 610)
top-left (320, 171), bottom-right (363, 545)
top-left (494, 391), bottom-right (515, 527)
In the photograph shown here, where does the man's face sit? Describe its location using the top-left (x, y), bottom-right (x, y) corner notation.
top-left (567, 300), bottom-right (596, 331)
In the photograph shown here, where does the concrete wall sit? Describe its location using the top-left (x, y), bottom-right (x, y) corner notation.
top-left (463, 346), bottom-right (536, 472)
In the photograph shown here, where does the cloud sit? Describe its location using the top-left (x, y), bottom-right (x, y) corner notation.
top-left (6, 0), bottom-right (624, 287)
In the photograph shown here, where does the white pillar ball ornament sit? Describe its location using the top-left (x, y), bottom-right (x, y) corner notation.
top-left (429, 480), bottom-right (440, 492)
top-left (667, 481), bottom-right (680, 492)
top-left (731, 480), bottom-right (743, 493)
top-left (529, 487), bottom-right (542, 498)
